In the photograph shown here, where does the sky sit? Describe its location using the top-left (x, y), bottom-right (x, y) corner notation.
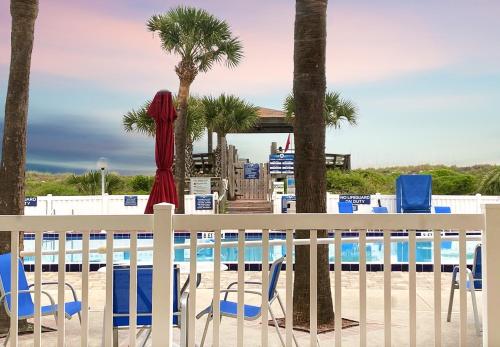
top-left (0, 0), bottom-right (499, 174)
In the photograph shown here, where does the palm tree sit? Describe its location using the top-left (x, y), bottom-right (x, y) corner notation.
top-left (292, 0), bottom-right (333, 326)
top-left (202, 94), bottom-right (258, 179)
top-left (123, 96), bottom-right (206, 176)
top-left (147, 6), bottom-right (243, 213)
top-left (68, 171), bottom-right (124, 195)
top-left (0, 0), bottom-right (39, 332)
top-left (478, 168), bottom-right (500, 195)
top-left (284, 91), bottom-right (358, 128)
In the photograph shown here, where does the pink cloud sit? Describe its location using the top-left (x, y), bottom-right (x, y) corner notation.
top-left (2, 1), bottom-right (497, 96)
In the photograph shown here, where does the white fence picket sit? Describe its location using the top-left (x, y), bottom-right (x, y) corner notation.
top-left (104, 231), bottom-right (113, 347)
top-left (57, 231), bottom-right (66, 347)
top-left (459, 229), bottom-right (467, 346)
top-left (261, 229), bottom-right (269, 347)
top-left (129, 231), bottom-right (138, 347)
top-left (285, 229), bottom-right (293, 347)
top-left (335, 229), bottom-right (342, 347)
top-left (384, 229), bottom-right (391, 347)
top-left (433, 230), bottom-right (441, 347)
top-left (213, 229), bottom-right (222, 347)
top-left (359, 229), bottom-right (367, 347)
top-left (409, 230), bottom-right (417, 347)
top-left (81, 231), bottom-right (90, 347)
top-left (189, 230), bottom-right (198, 347)
top-left (34, 231), bottom-right (42, 347)
top-left (310, 229), bottom-right (318, 346)
top-left (237, 229), bottom-right (245, 347)
top-left (10, 232), bottom-right (19, 347)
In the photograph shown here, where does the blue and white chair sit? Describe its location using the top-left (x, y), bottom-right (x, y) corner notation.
top-left (372, 206), bottom-right (388, 213)
top-left (196, 257), bottom-right (298, 347)
top-left (111, 265), bottom-right (189, 347)
top-left (447, 244), bottom-right (482, 335)
top-left (338, 201), bottom-right (354, 214)
top-left (0, 253), bottom-right (81, 346)
top-left (434, 206), bottom-right (452, 214)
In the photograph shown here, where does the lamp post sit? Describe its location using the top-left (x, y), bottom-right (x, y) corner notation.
top-left (97, 157), bottom-right (108, 196)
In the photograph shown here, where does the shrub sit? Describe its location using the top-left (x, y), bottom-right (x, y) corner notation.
top-left (130, 175), bottom-right (154, 193)
top-left (478, 168), bottom-right (500, 195)
top-left (423, 169), bottom-right (477, 195)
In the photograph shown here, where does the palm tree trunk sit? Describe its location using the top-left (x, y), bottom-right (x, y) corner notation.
top-left (292, 0), bottom-right (334, 326)
top-left (0, 0), bottom-right (39, 333)
top-left (207, 127), bottom-right (213, 153)
top-left (174, 79), bottom-right (191, 214)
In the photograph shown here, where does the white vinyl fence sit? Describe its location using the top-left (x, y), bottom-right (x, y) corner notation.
top-left (24, 193), bottom-right (218, 216)
top-left (1, 205), bottom-right (500, 346)
top-left (273, 193), bottom-right (500, 214)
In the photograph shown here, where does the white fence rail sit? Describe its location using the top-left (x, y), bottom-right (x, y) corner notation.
top-left (1, 205), bottom-right (500, 346)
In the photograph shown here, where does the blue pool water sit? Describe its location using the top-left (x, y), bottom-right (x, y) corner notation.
top-left (23, 232), bottom-right (480, 265)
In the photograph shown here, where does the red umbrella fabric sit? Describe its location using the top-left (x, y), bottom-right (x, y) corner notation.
top-left (144, 90), bottom-right (178, 214)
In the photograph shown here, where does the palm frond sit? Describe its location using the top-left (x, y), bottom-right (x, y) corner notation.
top-left (122, 101), bottom-right (155, 137)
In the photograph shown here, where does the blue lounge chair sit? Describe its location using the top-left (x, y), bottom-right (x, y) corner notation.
top-left (111, 265), bottom-right (189, 347)
top-left (447, 244), bottom-right (481, 335)
top-left (372, 206), bottom-right (388, 213)
top-left (196, 257), bottom-right (298, 347)
top-left (0, 253), bottom-right (81, 346)
top-left (338, 201), bottom-right (354, 214)
top-left (434, 206), bottom-right (451, 214)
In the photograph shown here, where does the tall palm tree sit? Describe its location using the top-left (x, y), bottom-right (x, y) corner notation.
top-left (202, 94), bottom-right (258, 179)
top-left (292, 0), bottom-right (333, 326)
top-left (0, 0), bottom-right (39, 332)
top-left (478, 167), bottom-right (500, 195)
top-left (123, 96), bottom-right (206, 176)
top-left (147, 6), bottom-right (243, 213)
top-left (283, 91), bottom-right (358, 128)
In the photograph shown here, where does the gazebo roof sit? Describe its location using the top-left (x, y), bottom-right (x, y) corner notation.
top-left (243, 107), bottom-right (293, 134)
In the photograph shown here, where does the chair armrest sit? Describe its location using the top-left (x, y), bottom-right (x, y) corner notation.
top-left (226, 281), bottom-right (262, 290)
top-left (451, 266), bottom-right (460, 282)
top-left (0, 289), bottom-right (56, 314)
top-left (29, 281), bottom-right (79, 302)
top-left (220, 289), bottom-right (262, 302)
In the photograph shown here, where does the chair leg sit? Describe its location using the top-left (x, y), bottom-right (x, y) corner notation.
top-left (140, 329), bottom-right (152, 347)
top-left (3, 329), bottom-right (9, 347)
top-left (469, 289), bottom-right (481, 336)
top-left (200, 314), bottom-right (212, 347)
top-left (269, 307), bottom-right (286, 347)
top-left (113, 328), bottom-right (118, 347)
top-left (447, 284), bottom-right (456, 322)
top-left (275, 295), bottom-right (299, 347)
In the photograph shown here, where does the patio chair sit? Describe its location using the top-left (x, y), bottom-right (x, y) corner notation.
top-left (434, 206), bottom-right (451, 214)
top-left (447, 244), bottom-right (482, 335)
top-left (338, 201), bottom-right (354, 214)
top-left (111, 265), bottom-right (189, 347)
top-left (372, 206), bottom-right (388, 213)
top-left (0, 253), bottom-right (81, 346)
top-left (196, 257), bottom-right (298, 347)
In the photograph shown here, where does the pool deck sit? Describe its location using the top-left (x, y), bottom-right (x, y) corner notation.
top-left (3, 271), bottom-right (482, 346)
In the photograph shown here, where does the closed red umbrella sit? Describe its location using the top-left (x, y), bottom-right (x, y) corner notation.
top-left (144, 90), bottom-right (178, 214)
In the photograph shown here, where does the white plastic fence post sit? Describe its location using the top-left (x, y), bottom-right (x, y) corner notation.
top-left (152, 203), bottom-right (175, 347)
top-left (46, 194), bottom-right (53, 216)
top-left (482, 204), bottom-right (500, 346)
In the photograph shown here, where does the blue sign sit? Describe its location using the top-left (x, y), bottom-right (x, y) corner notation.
top-left (124, 196), bottom-right (138, 207)
top-left (25, 197), bottom-right (37, 207)
top-left (244, 163), bottom-right (260, 179)
top-left (195, 195), bottom-right (213, 211)
top-left (269, 153), bottom-right (294, 175)
top-left (339, 195), bottom-right (371, 210)
top-left (281, 195), bottom-right (296, 213)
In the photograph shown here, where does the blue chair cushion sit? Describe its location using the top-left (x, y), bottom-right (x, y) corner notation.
top-left (434, 206), bottom-right (451, 214)
top-left (372, 207), bottom-right (388, 213)
top-left (338, 202), bottom-right (354, 214)
top-left (219, 300), bottom-right (261, 319)
top-left (40, 301), bottom-right (82, 318)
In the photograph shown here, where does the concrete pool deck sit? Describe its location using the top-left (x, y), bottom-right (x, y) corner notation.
top-left (3, 271), bottom-right (482, 346)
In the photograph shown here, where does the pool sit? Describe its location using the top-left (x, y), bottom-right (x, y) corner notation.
top-left (23, 232), bottom-right (480, 266)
